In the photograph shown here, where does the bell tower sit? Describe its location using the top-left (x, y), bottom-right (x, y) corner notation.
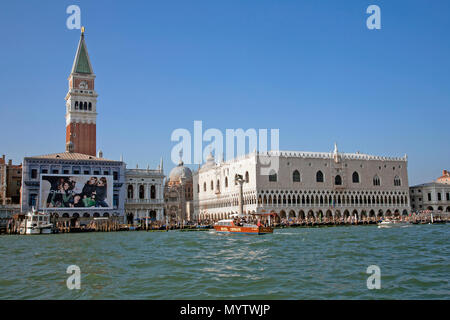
top-left (65, 27), bottom-right (98, 156)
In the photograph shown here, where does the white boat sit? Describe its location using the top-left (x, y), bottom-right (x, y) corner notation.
top-left (377, 219), bottom-right (409, 228)
top-left (20, 208), bottom-right (53, 235)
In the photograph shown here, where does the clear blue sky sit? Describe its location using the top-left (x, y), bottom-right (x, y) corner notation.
top-left (0, 0), bottom-right (449, 185)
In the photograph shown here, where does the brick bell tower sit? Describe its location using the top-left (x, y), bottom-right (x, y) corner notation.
top-left (65, 27), bottom-right (97, 156)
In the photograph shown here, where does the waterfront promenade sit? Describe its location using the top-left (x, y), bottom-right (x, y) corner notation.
top-left (1, 212), bottom-right (448, 234)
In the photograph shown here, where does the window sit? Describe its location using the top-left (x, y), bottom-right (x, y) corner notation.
top-left (84, 170), bottom-right (89, 175)
top-left (245, 171), bottom-right (249, 183)
top-left (428, 193), bottom-right (432, 201)
top-left (197, 184), bottom-right (200, 193)
top-left (42, 169), bottom-right (48, 174)
top-left (29, 194), bottom-right (37, 207)
top-left (139, 185), bottom-right (145, 199)
top-left (113, 194), bottom-right (119, 208)
top-left (447, 193), bottom-right (450, 201)
top-left (269, 170), bottom-right (277, 182)
top-left (293, 170), bottom-right (300, 182)
top-left (75, 101), bottom-right (78, 109)
top-left (31, 169), bottom-right (38, 179)
top-left (113, 171), bottom-right (118, 180)
top-left (225, 177), bottom-right (228, 188)
top-left (203, 183), bottom-right (206, 192)
top-left (352, 171), bottom-right (360, 183)
top-left (373, 175), bottom-right (380, 186)
top-left (52, 170), bottom-right (59, 174)
top-left (104, 171), bottom-right (109, 175)
top-left (127, 185), bottom-right (134, 199)
top-left (94, 171), bottom-right (100, 175)
top-left (73, 170), bottom-right (80, 174)
top-left (211, 181), bottom-right (214, 190)
top-left (63, 170), bottom-right (69, 174)
top-left (84, 102), bottom-right (87, 110)
top-left (438, 193), bottom-right (442, 201)
top-left (394, 176), bottom-right (401, 186)
top-left (316, 171), bottom-right (324, 183)
top-left (151, 185), bottom-right (156, 199)
top-left (335, 175), bottom-right (342, 185)
top-left (88, 102), bottom-right (92, 111)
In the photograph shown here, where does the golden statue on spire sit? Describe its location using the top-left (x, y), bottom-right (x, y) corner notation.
top-left (81, 26), bottom-right (85, 34)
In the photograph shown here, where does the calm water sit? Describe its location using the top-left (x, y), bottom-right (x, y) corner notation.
top-left (0, 225), bottom-right (449, 299)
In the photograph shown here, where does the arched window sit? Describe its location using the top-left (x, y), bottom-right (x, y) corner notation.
top-left (352, 171), bottom-right (360, 183)
top-left (269, 170), bottom-right (277, 182)
top-left (245, 171), bottom-right (249, 183)
top-left (335, 175), bottom-right (342, 185)
top-left (127, 185), bottom-right (134, 199)
top-left (211, 181), bottom-right (214, 190)
top-left (197, 184), bottom-right (200, 193)
top-left (88, 102), bottom-right (92, 111)
top-left (139, 185), bottom-right (145, 199)
top-left (316, 171), bottom-right (324, 183)
top-left (203, 182), bottom-right (206, 192)
top-left (394, 176), bottom-right (401, 186)
top-left (84, 102), bottom-right (87, 110)
top-left (150, 185), bottom-right (156, 199)
top-left (216, 180), bottom-right (220, 191)
top-left (225, 177), bottom-right (228, 188)
top-left (373, 175), bottom-right (380, 186)
top-left (75, 101), bottom-right (78, 109)
top-left (293, 170), bottom-right (300, 182)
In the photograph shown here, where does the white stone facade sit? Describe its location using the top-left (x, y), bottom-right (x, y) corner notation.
top-left (410, 183), bottom-right (450, 213)
top-left (193, 146), bottom-right (410, 221)
top-left (125, 167), bottom-right (165, 223)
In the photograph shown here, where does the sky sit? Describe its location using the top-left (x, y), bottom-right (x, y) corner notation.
top-left (0, 0), bottom-right (449, 186)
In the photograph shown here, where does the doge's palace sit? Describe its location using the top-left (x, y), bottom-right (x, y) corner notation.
top-left (193, 144), bottom-right (410, 221)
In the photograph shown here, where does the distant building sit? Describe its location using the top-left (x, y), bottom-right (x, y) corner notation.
top-left (164, 156), bottom-right (193, 222)
top-left (0, 155), bottom-right (22, 205)
top-left (193, 144), bottom-right (411, 221)
top-left (436, 169), bottom-right (450, 184)
top-left (410, 170), bottom-right (450, 213)
top-left (21, 152), bottom-right (126, 219)
top-left (125, 160), bottom-right (165, 224)
top-left (0, 155), bottom-right (22, 221)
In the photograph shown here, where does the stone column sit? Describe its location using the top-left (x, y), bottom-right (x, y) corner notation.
top-left (236, 175), bottom-right (244, 215)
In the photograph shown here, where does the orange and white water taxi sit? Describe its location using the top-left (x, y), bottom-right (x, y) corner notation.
top-left (214, 213), bottom-right (274, 235)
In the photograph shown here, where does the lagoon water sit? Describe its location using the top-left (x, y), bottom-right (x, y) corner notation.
top-left (0, 224), bottom-right (449, 299)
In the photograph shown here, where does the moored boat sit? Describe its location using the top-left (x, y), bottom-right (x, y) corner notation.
top-left (19, 208), bottom-right (53, 235)
top-left (377, 219), bottom-right (410, 228)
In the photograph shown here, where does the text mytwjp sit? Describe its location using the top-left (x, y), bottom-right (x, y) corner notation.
top-left (180, 304), bottom-right (271, 317)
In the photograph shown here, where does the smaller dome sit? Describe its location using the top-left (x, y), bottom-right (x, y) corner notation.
top-left (169, 163), bottom-right (192, 183)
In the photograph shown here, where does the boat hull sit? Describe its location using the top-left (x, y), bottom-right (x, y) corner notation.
top-left (377, 222), bottom-right (409, 228)
top-left (214, 225), bottom-right (273, 235)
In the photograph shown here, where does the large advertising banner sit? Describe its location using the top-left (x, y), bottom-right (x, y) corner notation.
top-left (39, 174), bottom-right (113, 210)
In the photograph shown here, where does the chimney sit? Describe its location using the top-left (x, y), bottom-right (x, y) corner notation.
top-left (8, 159), bottom-right (12, 166)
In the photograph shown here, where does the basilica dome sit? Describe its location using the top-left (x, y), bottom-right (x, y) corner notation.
top-left (168, 160), bottom-right (192, 183)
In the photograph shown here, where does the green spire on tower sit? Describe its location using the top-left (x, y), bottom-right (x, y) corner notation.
top-left (71, 27), bottom-right (93, 74)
